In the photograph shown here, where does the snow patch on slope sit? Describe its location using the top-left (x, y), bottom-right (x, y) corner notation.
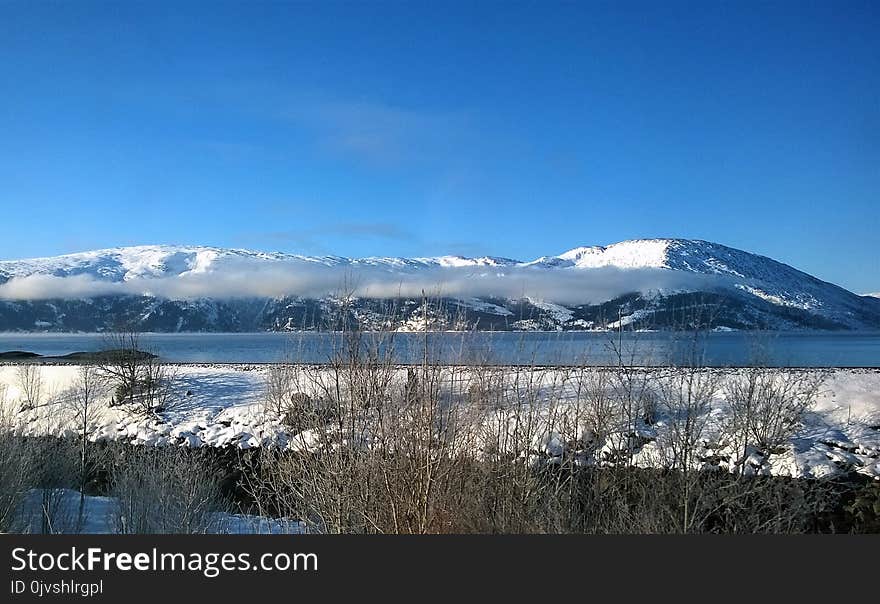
top-left (527, 299), bottom-right (574, 323)
top-left (558, 240), bottom-right (671, 269)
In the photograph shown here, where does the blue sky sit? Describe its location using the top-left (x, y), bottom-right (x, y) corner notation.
top-left (0, 1), bottom-right (877, 292)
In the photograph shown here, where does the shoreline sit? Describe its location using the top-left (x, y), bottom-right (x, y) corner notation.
top-left (2, 358), bottom-right (880, 370)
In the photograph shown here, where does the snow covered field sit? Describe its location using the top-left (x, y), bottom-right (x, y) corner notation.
top-left (1, 364), bottom-right (878, 481)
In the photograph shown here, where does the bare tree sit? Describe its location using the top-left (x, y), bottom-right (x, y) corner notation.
top-left (98, 329), bottom-right (146, 407)
top-left (98, 329), bottom-right (175, 416)
top-left (67, 365), bottom-right (107, 529)
top-left (16, 364), bottom-right (43, 411)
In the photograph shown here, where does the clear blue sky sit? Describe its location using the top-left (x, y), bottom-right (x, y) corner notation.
top-left (1, 1), bottom-right (878, 292)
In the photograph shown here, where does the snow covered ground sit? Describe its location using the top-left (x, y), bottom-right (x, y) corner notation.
top-left (14, 489), bottom-right (306, 534)
top-left (0, 364), bottom-right (878, 480)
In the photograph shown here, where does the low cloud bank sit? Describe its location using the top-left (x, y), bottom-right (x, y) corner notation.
top-left (0, 262), bottom-right (730, 306)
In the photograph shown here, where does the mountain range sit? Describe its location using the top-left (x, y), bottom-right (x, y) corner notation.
top-left (0, 239), bottom-right (878, 332)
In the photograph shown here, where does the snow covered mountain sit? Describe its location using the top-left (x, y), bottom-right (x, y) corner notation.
top-left (0, 244), bottom-right (519, 282)
top-left (1, 239), bottom-right (878, 332)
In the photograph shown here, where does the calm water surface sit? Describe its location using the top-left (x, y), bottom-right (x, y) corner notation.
top-left (0, 331), bottom-right (878, 367)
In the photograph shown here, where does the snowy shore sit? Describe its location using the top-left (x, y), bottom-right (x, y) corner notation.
top-left (1, 364), bottom-right (878, 481)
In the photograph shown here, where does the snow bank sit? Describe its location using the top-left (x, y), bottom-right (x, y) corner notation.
top-left (0, 365), bottom-right (878, 480)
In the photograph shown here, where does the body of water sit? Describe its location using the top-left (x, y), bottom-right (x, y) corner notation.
top-left (0, 331), bottom-right (879, 367)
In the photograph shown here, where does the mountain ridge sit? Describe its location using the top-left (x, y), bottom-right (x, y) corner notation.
top-left (1, 239), bottom-right (878, 332)
top-left (0, 238), bottom-right (810, 274)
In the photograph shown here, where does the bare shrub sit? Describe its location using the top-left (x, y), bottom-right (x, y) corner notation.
top-left (654, 367), bottom-right (720, 472)
top-left (603, 327), bottom-right (660, 451)
top-left (724, 369), bottom-right (826, 473)
top-left (263, 363), bottom-right (333, 431)
top-left (263, 362), bottom-right (299, 418)
top-left (138, 356), bottom-right (178, 415)
top-left (21, 437), bottom-right (79, 533)
top-left (110, 445), bottom-right (229, 534)
top-left (236, 300), bottom-right (838, 535)
top-left (98, 330), bottom-right (176, 416)
top-left (464, 365), bottom-right (505, 410)
top-left (644, 366), bottom-right (721, 531)
top-left (4, 366), bottom-right (77, 532)
top-left (0, 388), bottom-right (33, 531)
top-left (566, 366), bottom-right (619, 458)
top-left (241, 362), bottom-right (837, 534)
top-left (242, 299), bottom-right (485, 534)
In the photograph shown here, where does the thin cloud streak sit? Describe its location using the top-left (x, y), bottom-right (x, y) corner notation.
top-left (0, 262), bottom-right (730, 305)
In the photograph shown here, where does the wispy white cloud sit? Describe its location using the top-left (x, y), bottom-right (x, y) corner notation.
top-left (0, 261), bottom-right (728, 306)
